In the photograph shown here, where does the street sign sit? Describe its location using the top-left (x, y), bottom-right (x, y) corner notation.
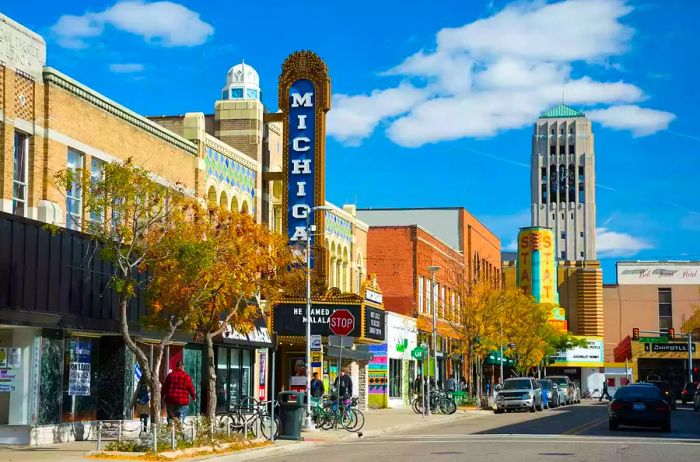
top-left (411, 346), bottom-right (426, 360)
top-left (329, 309), bottom-right (355, 336)
top-left (639, 336), bottom-right (667, 343)
top-left (329, 335), bottom-right (354, 348)
top-left (310, 335), bottom-right (322, 351)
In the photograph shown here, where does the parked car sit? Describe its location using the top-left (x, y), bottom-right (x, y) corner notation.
top-left (495, 377), bottom-right (543, 413)
top-left (608, 384), bottom-right (671, 432)
top-left (645, 380), bottom-right (676, 410)
top-left (546, 376), bottom-right (574, 405)
top-left (680, 382), bottom-right (698, 404)
top-left (694, 388), bottom-right (700, 411)
top-left (537, 379), bottom-right (559, 408)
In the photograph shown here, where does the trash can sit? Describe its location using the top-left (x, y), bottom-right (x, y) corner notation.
top-left (277, 391), bottom-right (305, 440)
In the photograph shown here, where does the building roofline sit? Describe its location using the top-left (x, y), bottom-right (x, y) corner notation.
top-left (43, 67), bottom-right (198, 155)
top-left (368, 224), bottom-right (464, 260)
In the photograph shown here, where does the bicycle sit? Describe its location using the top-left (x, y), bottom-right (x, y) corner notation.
top-left (216, 397), bottom-right (280, 440)
top-left (317, 394), bottom-right (365, 432)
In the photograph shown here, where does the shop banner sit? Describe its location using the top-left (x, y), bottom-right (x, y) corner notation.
top-left (0, 369), bottom-right (16, 392)
top-left (68, 339), bottom-right (91, 396)
top-left (550, 337), bottom-right (604, 364)
top-left (644, 343), bottom-right (696, 353)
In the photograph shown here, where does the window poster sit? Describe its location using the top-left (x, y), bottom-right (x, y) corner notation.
top-left (68, 339), bottom-right (92, 396)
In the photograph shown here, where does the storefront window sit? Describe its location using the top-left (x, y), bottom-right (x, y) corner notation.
top-left (216, 347), bottom-right (228, 412)
top-left (62, 336), bottom-right (99, 422)
top-left (389, 359), bottom-right (402, 398)
top-left (242, 349), bottom-right (251, 399)
top-left (228, 349), bottom-right (241, 406)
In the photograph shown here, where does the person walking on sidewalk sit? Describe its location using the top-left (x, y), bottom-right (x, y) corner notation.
top-left (131, 378), bottom-right (150, 435)
top-left (163, 360), bottom-right (196, 424)
top-left (599, 380), bottom-right (611, 401)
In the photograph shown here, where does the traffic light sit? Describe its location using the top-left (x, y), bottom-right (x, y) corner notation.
top-left (668, 328), bottom-right (675, 339)
top-left (632, 328), bottom-right (639, 340)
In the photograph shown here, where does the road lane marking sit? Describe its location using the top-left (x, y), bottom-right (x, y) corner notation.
top-left (333, 438), bottom-right (700, 446)
top-left (562, 416), bottom-right (608, 435)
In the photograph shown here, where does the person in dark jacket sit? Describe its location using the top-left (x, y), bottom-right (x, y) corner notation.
top-left (311, 372), bottom-right (325, 398)
top-left (334, 369), bottom-right (353, 398)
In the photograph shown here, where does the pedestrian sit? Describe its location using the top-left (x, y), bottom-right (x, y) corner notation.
top-left (599, 379), bottom-right (611, 402)
top-left (334, 369), bottom-right (353, 399)
top-left (311, 372), bottom-right (325, 399)
top-left (414, 374), bottom-right (423, 395)
top-left (446, 376), bottom-right (456, 392)
top-left (131, 378), bottom-right (150, 435)
top-left (162, 360), bottom-right (196, 424)
top-left (459, 376), bottom-right (466, 391)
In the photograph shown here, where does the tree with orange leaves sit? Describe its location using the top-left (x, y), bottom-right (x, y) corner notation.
top-left (146, 202), bottom-right (298, 424)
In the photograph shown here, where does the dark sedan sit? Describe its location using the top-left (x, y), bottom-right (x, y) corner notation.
top-left (608, 384), bottom-right (671, 432)
top-left (646, 380), bottom-right (676, 409)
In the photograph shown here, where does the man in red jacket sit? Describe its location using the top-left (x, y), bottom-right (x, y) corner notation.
top-left (162, 360), bottom-right (196, 423)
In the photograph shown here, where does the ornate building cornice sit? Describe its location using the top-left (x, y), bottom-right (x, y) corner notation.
top-left (43, 67), bottom-right (198, 155)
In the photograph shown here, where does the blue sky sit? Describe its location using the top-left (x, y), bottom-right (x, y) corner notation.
top-left (7, 0), bottom-right (699, 282)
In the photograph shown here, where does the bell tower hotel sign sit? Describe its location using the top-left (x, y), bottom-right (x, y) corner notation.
top-left (0, 14), bottom-right (46, 79)
top-left (279, 51), bottom-right (331, 269)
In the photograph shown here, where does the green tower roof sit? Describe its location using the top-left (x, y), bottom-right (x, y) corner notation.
top-left (539, 104), bottom-right (586, 119)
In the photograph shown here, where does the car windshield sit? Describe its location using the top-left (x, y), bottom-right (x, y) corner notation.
top-left (549, 378), bottom-right (568, 386)
top-left (614, 386), bottom-right (663, 400)
top-left (685, 383), bottom-right (698, 391)
top-left (538, 380), bottom-right (552, 389)
top-left (503, 379), bottom-right (532, 390)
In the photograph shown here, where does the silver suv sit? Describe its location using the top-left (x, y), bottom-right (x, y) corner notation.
top-left (495, 377), bottom-right (543, 413)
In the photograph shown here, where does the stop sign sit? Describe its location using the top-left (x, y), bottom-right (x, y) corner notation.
top-left (329, 309), bottom-right (355, 336)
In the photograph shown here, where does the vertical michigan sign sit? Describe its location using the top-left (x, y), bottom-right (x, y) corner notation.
top-left (279, 51), bottom-right (331, 270)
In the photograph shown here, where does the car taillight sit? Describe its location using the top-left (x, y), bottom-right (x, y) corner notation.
top-left (682, 390), bottom-right (688, 395)
top-left (611, 402), bottom-right (624, 410)
top-left (655, 403), bottom-right (669, 412)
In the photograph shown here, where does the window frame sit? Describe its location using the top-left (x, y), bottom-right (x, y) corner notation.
top-left (13, 131), bottom-right (30, 216)
top-left (66, 149), bottom-right (85, 230)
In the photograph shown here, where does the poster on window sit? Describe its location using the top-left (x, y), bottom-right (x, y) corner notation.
top-left (68, 339), bottom-right (92, 396)
top-left (7, 347), bottom-right (21, 368)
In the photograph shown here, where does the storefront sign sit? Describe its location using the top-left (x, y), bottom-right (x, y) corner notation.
top-left (258, 353), bottom-right (267, 400)
top-left (364, 307), bottom-right (386, 341)
top-left (0, 369), bottom-right (16, 392)
top-left (644, 343), bottom-right (696, 353)
top-left (7, 347), bottom-right (20, 368)
top-left (618, 263), bottom-right (700, 285)
top-left (220, 311), bottom-right (273, 348)
top-left (365, 289), bottom-right (383, 305)
top-left (0, 348), bottom-right (6, 368)
top-left (68, 339), bottom-right (91, 396)
top-left (387, 313), bottom-right (417, 359)
top-left (550, 337), bottom-right (604, 364)
top-left (517, 227), bottom-right (559, 306)
top-left (273, 304), bottom-right (362, 337)
top-left (0, 16), bottom-right (47, 80)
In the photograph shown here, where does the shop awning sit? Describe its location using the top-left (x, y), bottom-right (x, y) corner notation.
top-left (220, 309), bottom-right (273, 348)
top-left (483, 350), bottom-right (514, 366)
top-left (326, 346), bottom-right (374, 361)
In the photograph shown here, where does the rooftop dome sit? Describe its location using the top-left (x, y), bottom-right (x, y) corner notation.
top-left (226, 61), bottom-right (259, 86)
top-left (221, 60), bottom-right (261, 101)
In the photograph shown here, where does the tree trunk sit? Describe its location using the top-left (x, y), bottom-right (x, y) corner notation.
top-left (205, 333), bottom-right (217, 427)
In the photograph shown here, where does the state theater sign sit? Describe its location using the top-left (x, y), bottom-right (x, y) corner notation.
top-left (280, 50), bottom-right (331, 272)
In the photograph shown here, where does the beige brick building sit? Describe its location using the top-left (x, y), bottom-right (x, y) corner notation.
top-left (1, 14), bottom-right (199, 228)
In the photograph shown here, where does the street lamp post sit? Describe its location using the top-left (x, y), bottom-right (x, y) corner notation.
top-left (304, 205), bottom-right (331, 431)
top-left (427, 265), bottom-right (440, 416)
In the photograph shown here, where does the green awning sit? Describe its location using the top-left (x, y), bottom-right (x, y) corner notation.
top-left (483, 351), bottom-right (514, 366)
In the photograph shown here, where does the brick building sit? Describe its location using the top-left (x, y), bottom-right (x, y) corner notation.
top-left (359, 208), bottom-right (502, 386)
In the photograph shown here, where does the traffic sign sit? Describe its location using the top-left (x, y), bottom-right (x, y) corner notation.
top-left (329, 309), bottom-right (355, 336)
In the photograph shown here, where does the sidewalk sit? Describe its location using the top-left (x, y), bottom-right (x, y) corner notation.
top-left (0, 407), bottom-right (489, 461)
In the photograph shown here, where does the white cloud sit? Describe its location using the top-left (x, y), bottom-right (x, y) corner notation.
top-left (326, 84), bottom-right (426, 146)
top-left (436, 0), bottom-right (633, 61)
top-left (328, 0), bottom-right (675, 147)
top-left (109, 63), bottom-right (145, 73)
top-left (52, 1), bottom-right (214, 49)
top-left (596, 227), bottom-right (652, 257)
top-left (588, 105), bottom-right (677, 136)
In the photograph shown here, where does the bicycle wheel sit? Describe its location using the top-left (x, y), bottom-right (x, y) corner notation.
top-left (320, 405), bottom-right (337, 430)
top-left (441, 398), bottom-right (456, 415)
top-left (342, 409), bottom-right (365, 432)
top-left (259, 413), bottom-right (280, 440)
top-left (412, 397), bottom-right (424, 414)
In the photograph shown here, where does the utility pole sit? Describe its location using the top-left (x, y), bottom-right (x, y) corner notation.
top-left (427, 265), bottom-right (440, 417)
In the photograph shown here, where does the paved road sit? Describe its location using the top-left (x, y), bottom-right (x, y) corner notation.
top-left (263, 401), bottom-right (700, 462)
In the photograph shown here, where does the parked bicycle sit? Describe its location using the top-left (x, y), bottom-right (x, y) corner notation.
top-left (312, 394), bottom-right (365, 432)
top-left (412, 388), bottom-right (457, 415)
top-left (216, 397), bottom-right (280, 440)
